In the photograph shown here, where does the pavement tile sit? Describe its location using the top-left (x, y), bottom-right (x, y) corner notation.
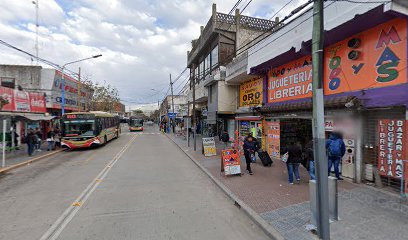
top-left (168, 133), bottom-right (408, 240)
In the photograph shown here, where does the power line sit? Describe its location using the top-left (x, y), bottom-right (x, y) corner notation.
top-left (328, 0), bottom-right (391, 3)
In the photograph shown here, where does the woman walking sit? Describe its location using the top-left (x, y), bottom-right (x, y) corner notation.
top-left (46, 128), bottom-right (55, 151)
top-left (243, 135), bottom-right (258, 175)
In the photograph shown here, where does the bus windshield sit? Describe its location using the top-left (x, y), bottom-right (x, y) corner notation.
top-left (130, 119), bottom-right (143, 127)
top-left (64, 120), bottom-right (95, 136)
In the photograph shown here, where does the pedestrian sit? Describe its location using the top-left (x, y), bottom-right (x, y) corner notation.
top-left (54, 127), bottom-right (61, 148)
top-left (220, 130), bottom-right (230, 149)
top-left (326, 132), bottom-right (346, 180)
top-left (25, 129), bottom-right (36, 156)
top-left (304, 140), bottom-right (316, 180)
top-left (285, 141), bottom-right (303, 184)
top-left (35, 127), bottom-right (42, 151)
top-left (243, 134), bottom-right (258, 175)
top-left (46, 128), bottom-right (55, 151)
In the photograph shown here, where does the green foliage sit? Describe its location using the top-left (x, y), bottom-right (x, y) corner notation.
top-left (82, 79), bottom-right (121, 112)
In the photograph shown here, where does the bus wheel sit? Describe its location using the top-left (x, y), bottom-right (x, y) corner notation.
top-left (104, 135), bottom-right (107, 144)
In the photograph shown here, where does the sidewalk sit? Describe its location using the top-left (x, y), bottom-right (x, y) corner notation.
top-left (168, 133), bottom-right (408, 240)
top-left (0, 143), bottom-right (62, 172)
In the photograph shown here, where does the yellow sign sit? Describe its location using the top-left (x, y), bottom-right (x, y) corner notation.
top-left (240, 77), bottom-right (263, 107)
top-left (202, 137), bottom-right (217, 156)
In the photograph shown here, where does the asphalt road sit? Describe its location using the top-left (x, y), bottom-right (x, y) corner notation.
top-left (0, 125), bottom-right (270, 240)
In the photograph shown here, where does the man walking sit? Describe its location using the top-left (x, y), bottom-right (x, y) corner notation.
top-left (326, 132), bottom-right (346, 180)
top-left (35, 127), bottom-right (42, 151)
top-left (26, 129), bottom-right (36, 156)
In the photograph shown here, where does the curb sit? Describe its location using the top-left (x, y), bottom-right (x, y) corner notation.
top-left (0, 149), bottom-right (64, 174)
top-left (166, 134), bottom-right (285, 240)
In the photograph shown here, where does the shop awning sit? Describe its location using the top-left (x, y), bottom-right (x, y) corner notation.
top-left (0, 112), bottom-right (55, 121)
top-left (260, 96), bottom-right (359, 113)
top-left (235, 116), bottom-right (261, 121)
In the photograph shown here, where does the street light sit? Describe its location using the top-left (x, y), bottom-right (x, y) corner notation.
top-left (61, 54), bottom-right (102, 115)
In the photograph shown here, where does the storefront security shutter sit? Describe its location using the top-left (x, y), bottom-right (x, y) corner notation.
top-left (362, 107), bottom-right (406, 192)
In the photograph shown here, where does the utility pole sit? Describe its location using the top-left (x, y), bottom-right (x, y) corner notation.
top-left (77, 67), bottom-right (81, 112)
top-left (33, 0), bottom-right (39, 65)
top-left (170, 74), bottom-right (175, 133)
top-left (312, 0), bottom-right (330, 239)
top-left (192, 66), bottom-right (196, 151)
top-left (187, 101), bottom-right (190, 147)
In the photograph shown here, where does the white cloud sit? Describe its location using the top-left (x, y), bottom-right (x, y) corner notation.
top-left (0, 0), bottom-right (309, 106)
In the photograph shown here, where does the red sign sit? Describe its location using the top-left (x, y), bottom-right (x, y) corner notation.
top-left (266, 121), bottom-right (280, 159)
top-left (221, 149), bottom-right (241, 176)
top-left (377, 120), bottom-right (407, 180)
top-left (0, 86), bottom-right (46, 113)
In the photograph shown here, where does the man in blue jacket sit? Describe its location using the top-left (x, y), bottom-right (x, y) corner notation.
top-left (326, 132), bottom-right (346, 180)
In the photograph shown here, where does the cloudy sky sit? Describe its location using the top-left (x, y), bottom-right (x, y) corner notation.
top-left (0, 0), bottom-right (307, 107)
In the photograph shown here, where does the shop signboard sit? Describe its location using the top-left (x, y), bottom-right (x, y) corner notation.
top-left (239, 77), bottom-right (263, 107)
top-left (377, 120), bottom-right (408, 187)
top-left (267, 19), bottom-right (407, 104)
top-left (266, 121), bottom-right (280, 159)
top-left (0, 86), bottom-right (46, 113)
top-left (202, 137), bottom-right (216, 157)
top-left (324, 18), bottom-right (407, 95)
top-left (221, 149), bottom-right (241, 176)
top-left (51, 70), bottom-right (93, 111)
top-left (267, 56), bottom-right (313, 103)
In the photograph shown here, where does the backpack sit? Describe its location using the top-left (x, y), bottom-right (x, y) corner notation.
top-left (328, 139), bottom-right (342, 157)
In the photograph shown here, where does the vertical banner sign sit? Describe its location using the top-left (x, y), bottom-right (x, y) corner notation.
top-left (202, 137), bottom-right (216, 156)
top-left (377, 120), bottom-right (407, 182)
top-left (221, 149), bottom-right (241, 176)
top-left (266, 121), bottom-right (280, 159)
top-left (239, 77), bottom-right (263, 107)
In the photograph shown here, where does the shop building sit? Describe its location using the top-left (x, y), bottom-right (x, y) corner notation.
top-left (247, 0), bottom-right (408, 193)
top-left (0, 65), bottom-right (93, 145)
top-left (187, 4), bottom-right (276, 138)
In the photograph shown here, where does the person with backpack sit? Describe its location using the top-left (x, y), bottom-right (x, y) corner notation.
top-left (326, 132), bottom-right (346, 180)
top-left (26, 128), bottom-right (36, 156)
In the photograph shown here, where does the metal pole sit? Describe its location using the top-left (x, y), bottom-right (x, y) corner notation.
top-left (187, 101), bottom-right (190, 147)
top-left (192, 68), bottom-right (196, 151)
top-left (78, 67), bottom-right (81, 112)
top-left (2, 119), bottom-right (6, 168)
top-left (312, 0), bottom-right (330, 239)
top-left (61, 68), bottom-right (65, 115)
top-left (170, 74), bottom-right (175, 134)
top-left (35, 0), bottom-right (39, 65)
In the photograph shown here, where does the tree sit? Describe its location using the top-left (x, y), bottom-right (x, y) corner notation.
top-left (150, 110), bottom-right (159, 122)
top-left (82, 80), bottom-right (121, 112)
top-left (0, 96), bottom-right (8, 110)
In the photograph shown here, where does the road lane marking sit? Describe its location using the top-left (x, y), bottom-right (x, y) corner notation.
top-left (39, 135), bottom-right (137, 240)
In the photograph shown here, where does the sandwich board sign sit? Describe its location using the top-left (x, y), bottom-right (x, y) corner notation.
top-left (202, 137), bottom-right (216, 156)
top-left (221, 149), bottom-right (241, 176)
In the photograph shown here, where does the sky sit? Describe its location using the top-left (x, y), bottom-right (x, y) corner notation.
top-left (0, 0), bottom-right (308, 108)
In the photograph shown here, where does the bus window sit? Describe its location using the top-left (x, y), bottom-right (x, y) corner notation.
top-left (64, 120), bottom-right (95, 136)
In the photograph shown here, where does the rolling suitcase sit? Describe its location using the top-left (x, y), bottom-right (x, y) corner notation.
top-left (257, 151), bottom-right (273, 167)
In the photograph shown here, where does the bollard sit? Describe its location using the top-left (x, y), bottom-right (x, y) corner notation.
top-left (328, 176), bottom-right (338, 221)
top-left (309, 180), bottom-right (317, 226)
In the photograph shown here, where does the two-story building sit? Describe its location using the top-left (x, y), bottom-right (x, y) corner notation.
top-left (187, 4), bottom-right (276, 138)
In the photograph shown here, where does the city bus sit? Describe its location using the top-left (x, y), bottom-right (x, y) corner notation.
top-left (61, 111), bottom-right (120, 149)
top-left (129, 117), bottom-right (144, 131)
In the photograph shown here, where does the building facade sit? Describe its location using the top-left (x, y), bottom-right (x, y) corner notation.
top-left (244, 0), bottom-right (408, 193)
top-left (187, 4), bottom-right (276, 138)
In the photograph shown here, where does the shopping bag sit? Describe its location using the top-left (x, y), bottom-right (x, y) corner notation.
top-left (281, 152), bottom-right (289, 163)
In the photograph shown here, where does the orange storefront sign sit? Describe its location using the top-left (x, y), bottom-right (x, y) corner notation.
top-left (267, 18), bottom-right (407, 104)
top-left (267, 56), bottom-right (313, 103)
top-left (324, 18), bottom-right (407, 94)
